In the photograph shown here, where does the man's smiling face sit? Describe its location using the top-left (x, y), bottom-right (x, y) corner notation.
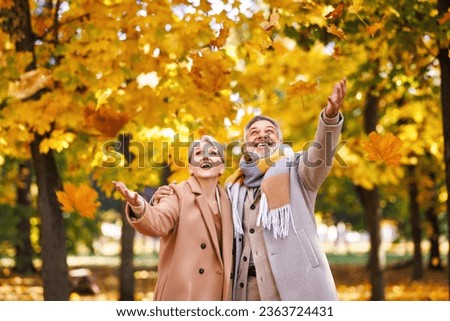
top-left (244, 120), bottom-right (281, 159)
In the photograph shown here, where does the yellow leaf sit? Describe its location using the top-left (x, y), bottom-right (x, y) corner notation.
top-left (325, 2), bottom-right (345, 21)
top-left (363, 132), bottom-right (403, 166)
top-left (95, 89), bottom-right (114, 111)
top-left (259, 10), bottom-right (280, 31)
top-left (348, 0), bottom-right (363, 14)
top-left (287, 80), bottom-right (318, 96)
top-left (190, 50), bottom-right (233, 93)
top-left (326, 24), bottom-right (347, 40)
top-left (56, 183), bottom-right (100, 219)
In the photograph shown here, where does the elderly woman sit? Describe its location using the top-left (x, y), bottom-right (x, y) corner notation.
top-left (113, 136), bottom-right (233, 301)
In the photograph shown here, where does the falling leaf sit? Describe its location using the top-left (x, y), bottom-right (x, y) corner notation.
top-left (287, 80), bottom-right (318, 96)
top-left (363, 132), bottom-right (403, 166)
top-left (366, 22), bottom-right (384, 37)
top-left (0, 0), bottom-right (13, 9)
top-left (348, 0), bottom-right (363, 14)
top-left (327, 24), bottom-right (347, 40)
top-left (56, 183), bottom-right (100, 219)
top-left (210, 25), bottom-right (230, 48)
top-left (332, 46), bottom-right (343, 61)
top-left (438, 9), bottom-right (450, 25)
top-left (259, 10), bottom-right (280, 31)
top-left (8, 68), bottom-right (53, 100)
top-left (84, 104), bottom-right (130, 138)
top-left (325, 2), bottom-right (345, 21)
top-left (95, 88), bottom-right (114, 111)
top-left (190, 50), bottom-right (233, 93)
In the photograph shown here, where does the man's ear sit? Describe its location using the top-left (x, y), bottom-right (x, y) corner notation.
top-left (188, 164), bottom-right (193, 175)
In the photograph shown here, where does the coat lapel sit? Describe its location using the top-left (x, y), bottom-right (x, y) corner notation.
top-left (187, 177), bottom-right (223, 264)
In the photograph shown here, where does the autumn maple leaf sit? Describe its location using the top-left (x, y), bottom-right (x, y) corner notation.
top-left (56, 183), bottom-right (100, 219)
top-left (84, 103), bottom-right (130, 138)
top-left (260, 10), bottom-right (280, 31)
top-left (210, 25), bottom-right (230, 48)
top-left (363, 132), bottom-right (403, 166)
top-left (325, 2), bottom-right (345, 21)
top-left (327, 24), bottom-right (347, 40)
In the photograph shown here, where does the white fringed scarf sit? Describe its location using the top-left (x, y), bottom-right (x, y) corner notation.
top-left (225, 146), bottom-right (297, 239)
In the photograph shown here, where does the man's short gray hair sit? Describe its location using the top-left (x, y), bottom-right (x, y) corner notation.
top-left (243, 115), bottom-right (283, 142)
top-left (188, 135), bottom-right (224, 164)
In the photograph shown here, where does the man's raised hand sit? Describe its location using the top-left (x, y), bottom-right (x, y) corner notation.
top-left (325, 78), bottom-right (347, 118)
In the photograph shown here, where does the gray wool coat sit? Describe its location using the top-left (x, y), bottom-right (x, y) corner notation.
top-left (230, 112), bottom-right (343, 300)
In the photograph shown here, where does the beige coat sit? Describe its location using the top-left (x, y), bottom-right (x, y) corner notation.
top-left (126, 176), bottom-right (233, 301)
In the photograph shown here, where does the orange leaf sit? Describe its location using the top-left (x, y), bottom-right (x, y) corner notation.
top-left (260, 10), bottom-right (280, 31)
top-left (56, 183), bottom-right (100, 219)
top-left (326, 24), bottom-right (347, 40)
top-left (366, 22), bottom-right (384, 37)
top-left (438, 10), bottom-right (450, 25)
top-left (332, 46), bottom-right (343, 61)
top-left (325, 2), bottom-right (345, 21)
top-left (363, 132), bottom-right (403, 166)
top-left (210, 25), bottom-right (230, 48)
top-left (84, 104), bottom-right (130, 138)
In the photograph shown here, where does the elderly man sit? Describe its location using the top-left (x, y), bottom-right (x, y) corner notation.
top-left (155, 78), bottom-right (347, 301)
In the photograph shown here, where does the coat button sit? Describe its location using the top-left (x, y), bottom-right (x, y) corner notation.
top-left (250, 204), bottom-right (256, 210)
top-left (230, 273), bottom-right (234, 279)
top-left (243, 256), bottom-right (247, 262)
top-left (199, 268), bottom-right (205, 274)
top-left (240, 282), bottom-right (244, 288)
top-left (200, 243), bottom-right (206, 249)
top-left (249, 228), bottom-right (255, 234)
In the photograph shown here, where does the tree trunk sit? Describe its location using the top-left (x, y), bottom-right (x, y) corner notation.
top-left (14, 161), bottom-right (35, 275)
top-left (118, 134), bottom-right (135, 300)
top-left (356, 186), bottom-right (385, 300)
top-left (437, 0), bottom-right (450, 301)
top-left (119, 202), bottom-right (136, 301)
top-left (407, 165), bottom-right (423, 280)
top-left (357, 87), bottom-right (385, 300)
top-left (13, 0), bottom-right (70, 300)
top-left (425, 193), bottom-right (443, 271)
top-left (30, 134), bottom-right (70, 300)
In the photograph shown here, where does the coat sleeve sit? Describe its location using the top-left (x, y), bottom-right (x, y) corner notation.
top-left (126, 192), bottom-right (180, 237)
top-left (297, 110), bottom-right (343, 191)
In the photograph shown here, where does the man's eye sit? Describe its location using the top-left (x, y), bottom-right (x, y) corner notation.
top-left (210, 151), bottom-right (218, 155)
top-left (195, 151), bottom-right (202, 155)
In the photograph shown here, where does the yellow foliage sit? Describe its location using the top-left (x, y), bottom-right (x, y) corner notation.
top-left (363, 132), bottom-right (403, 166)
top-left (39, 129), bottom-right (77, 154)
top-left (56, 182), bottom-right (100, 219)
